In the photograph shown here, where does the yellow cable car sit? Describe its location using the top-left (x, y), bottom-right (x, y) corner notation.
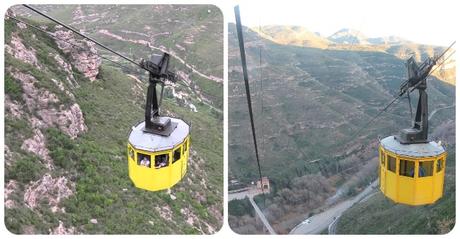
top-left (128, 118), bottom-right (190, 191)
top-left (379, 54), bottom-right (448, 205)
top-left (379, 137), bottom-right (446, 205)
top-left (127, 53), bottom-right (190, 191)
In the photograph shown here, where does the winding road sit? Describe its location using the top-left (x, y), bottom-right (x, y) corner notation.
top-left (428, 104), bottom-right (455, 121)
top-left (290, 180), bottom-right (378, 234)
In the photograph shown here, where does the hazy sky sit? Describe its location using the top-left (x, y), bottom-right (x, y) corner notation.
top-left (230, 0), bottom-right (457, 46)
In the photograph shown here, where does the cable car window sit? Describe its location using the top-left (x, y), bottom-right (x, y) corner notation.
top-left (380, 150), bottom-right (385, 165)
top-left (137, 153), bottom-right (151, 168)
top-left (419, 161), bottom-right (433, 177)
top-left (387, 155), bottom-right (396, 172)
top-left (155, 154), bottom-right (169, 169)
top-left (437, 158), bottom-right (444, 172)
top-left (173, 147), bottom-right (181, 164)
top-left (399, 159), bottom-right (414, 178)
top-left (128, 147), bottom-right (135, 160)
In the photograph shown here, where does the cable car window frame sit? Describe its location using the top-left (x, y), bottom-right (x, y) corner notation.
top-left (399, 159), bottom-right (415, 178)
top-left (380, 149), bottom-right (385, 165)
top-left (183, 139), bottom-right (188, 155)
top-left (387, 155), bottom-right (396, 173)
top-left (155, 153), bottom-right (169, 169)
top-left (436, 158), bottom-right (444, 173)
top-left (173, 147), bottom-right (181, 164)
top-left (128, 146), bottom-right (135, 161)
top-left (137, 152), bottom-right (151, 168)
top-left (418, 161), bottom-right (434, 177)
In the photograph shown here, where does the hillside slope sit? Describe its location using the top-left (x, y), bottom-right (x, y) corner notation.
top-left (4, 8), bottom-right (222, 234)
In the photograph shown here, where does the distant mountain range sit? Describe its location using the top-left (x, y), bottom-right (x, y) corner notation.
top-left (328, 28), bottom-right (409, 45)
top-left (255, 26), bottom-right (415, 47)
top-left (251, 25), bottom-right (455, 85)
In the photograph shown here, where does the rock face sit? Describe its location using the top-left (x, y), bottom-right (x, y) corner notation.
top-left (53, 54), bottom-right (78, 88)
top-left (5, 96), bottom-right (23, 118)
top-left (23, 173), bottom-right (74, 212)
top-left (5, 34), bottom-right (41, 68)
top-left (21, 129), bottom-right (53, 170)
top-left (9, 71), bottom-right (87, 138)
top-left (50, 221), bottom-right (76, 235)
top-left (5, 180), bottom-right (19, 209)
top-left (53, 28), bottom-right (101, 81)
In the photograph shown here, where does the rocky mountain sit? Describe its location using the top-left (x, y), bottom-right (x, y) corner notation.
top-left (327, 28), bottom-right (369, 45)
top-left (228, 23), bottom-right (455, 233)
top-left (4, 5), bottom-right (222, 234)
top-left (327, 28), bottom-right (410, 46)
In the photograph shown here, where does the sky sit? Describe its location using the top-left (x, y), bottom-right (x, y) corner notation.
top-left (229, 0), bottom-right (458, 46)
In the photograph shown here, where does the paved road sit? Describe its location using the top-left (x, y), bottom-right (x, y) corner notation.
top-left (229, 188), bottom-right (276, 234)
top-left (248, 197), bottom-right (277, 234)
top-left (290, 180), bottom-right (378, 234)
top-left (429, 104), bottom-right (455, 121)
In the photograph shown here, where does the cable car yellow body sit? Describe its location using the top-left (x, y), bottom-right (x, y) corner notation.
top-left (379, 136), bottom-right (446, 206)
top-left (127, 118), bottom-right (190, 191)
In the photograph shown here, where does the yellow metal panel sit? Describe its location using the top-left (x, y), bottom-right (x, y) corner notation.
top-left (398, 175), bottom-right (415, 204)
top-left (385, 170), bottom-right (397, 202)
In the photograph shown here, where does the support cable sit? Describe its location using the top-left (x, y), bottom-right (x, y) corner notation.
top-left (234, 5), bottom-right (265, 194)
top-left (23, 4), bottom-right (142, 68)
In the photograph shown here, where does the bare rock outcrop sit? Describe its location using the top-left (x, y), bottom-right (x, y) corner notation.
top-left (10, 71), bottom-right (87, 138)
top-left (4, 145), bottom-right (14, 167)
top-left (155, 205), bottom-right (173, 221)
top-left (50, 220), bottom-right (76, 235)
top-left (53, 29), bottom-right (101, 81)
top-left (23, 173), bottom-right (74, 212)
top-left (21, 129), bottom-right (53, 170)
top-left (5, 34), bottom-right (41, 69)
top-left (5, 180), bottom-right (19, 209)
top-left (37, 103), bottom-right (87, 139)
top-left (53, 54), bottom-right (78, 88)
top-left (5, 96), bottom-right (23, 118)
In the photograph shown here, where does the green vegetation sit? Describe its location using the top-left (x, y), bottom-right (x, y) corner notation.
top-left (229, 198), bottom-right (255, 217)
top-left (7, 155), bottom-right (46, 184)
top-left (4, 73), bottom-right (23, 102)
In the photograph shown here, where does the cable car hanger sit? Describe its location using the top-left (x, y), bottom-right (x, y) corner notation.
top-left (396, 42), bottom-right (455, 144)
top-left (347, 41), bottom-right (455, 144)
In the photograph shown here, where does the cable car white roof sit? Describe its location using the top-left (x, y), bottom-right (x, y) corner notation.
top-left (128, 117), bottom-right (189, 152)
top-left (380, 136), bottom-right (445, 158)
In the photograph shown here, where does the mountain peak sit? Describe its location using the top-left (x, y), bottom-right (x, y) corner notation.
top-left (328, 28), bottom-right (368, 44)
top-left (254, 25), bottom-right (331, 49)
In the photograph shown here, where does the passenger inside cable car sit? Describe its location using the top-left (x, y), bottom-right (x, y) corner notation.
top-left (138, 153), bottom-right (151, 168)
top-left (155, 154), bottom-right (169, 169)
